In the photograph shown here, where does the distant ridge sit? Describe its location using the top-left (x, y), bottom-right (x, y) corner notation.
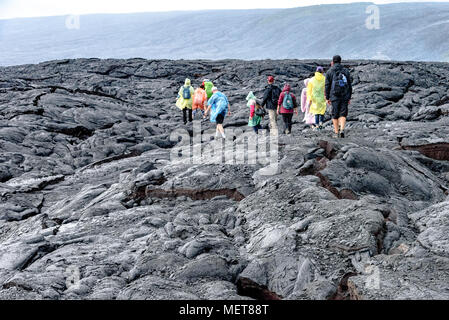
top-left (1, 2), bottom-right (449, 66)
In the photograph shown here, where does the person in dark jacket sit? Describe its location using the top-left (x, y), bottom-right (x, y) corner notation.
top-left (277, 84), bottom-right (298, 135)
top-left (325, 55), bottom-right (353, 138)
top-left (261, 76), bottom-right (282, 136)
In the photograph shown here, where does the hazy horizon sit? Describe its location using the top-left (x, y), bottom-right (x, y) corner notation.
top-left (1, 1), bottom-right (449, 66)
top-left (1, 0), bottom-right (448, 20)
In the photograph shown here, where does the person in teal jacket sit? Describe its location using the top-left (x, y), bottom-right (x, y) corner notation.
top-left (176, 78), bottom-right (195, 124)
top-left (247, 91), bottom-right (262, 134)
top-left (204, 87), bottom-right (231, 139)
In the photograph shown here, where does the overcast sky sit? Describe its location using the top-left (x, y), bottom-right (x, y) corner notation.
top-left (0, 0), bottom-right (447, 19)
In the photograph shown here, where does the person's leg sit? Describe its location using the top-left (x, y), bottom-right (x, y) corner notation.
top-left (319, 115), bottom-right (324, 129)
top-left (268, 110), bottom-right (278, 136)
top-left (315, 114), bottom-right (320, 127)
top-left (188, 109), bottom-right (193, 122)
top-left (331, 100), bottom-right (341, 134)
top-left (183, 108), bottom-right (187, 124)
top-left (282, 114), bottom-right (291, 134)
top-left (216, 115), bottom-right (226, 138)
top-left (338, 100), bottom-right (348, 137)
top-left (253, 125), bottom-right (259, 134)
top-left (339, 117), bottom-right (346, 131)
top-left (217, 124), bottom-right (224, 134)
top-left (287, 114), bottom-right (293, 133)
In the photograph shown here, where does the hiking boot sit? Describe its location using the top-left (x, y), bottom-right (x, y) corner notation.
top-left (333, 132), bottom-right (339, 139)
top-left (340, 130), bottom-right (345, 138)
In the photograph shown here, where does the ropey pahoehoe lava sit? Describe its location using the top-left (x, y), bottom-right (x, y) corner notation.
top-left (0, 58), bottom-right (448, 300)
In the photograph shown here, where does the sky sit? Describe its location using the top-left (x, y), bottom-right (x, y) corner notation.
top-left (0, 0), bottom-right (448, 20)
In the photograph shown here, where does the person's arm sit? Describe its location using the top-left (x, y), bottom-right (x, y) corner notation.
top-left (346, 69), bottom-right (353, 103)
top-left (325, 71), bottom-right (331, 103)
top-left (249, 103), bottom-right (255, 119)
top-left (201, 91), bottom-right (207, 108)
top-left (292, 94), bottom-right (299, 115)
top-left (277, 92), bottom-right (284, 114)
top-left (204, 96), bottom-right (214, 116)
top-left (204, 105), bottom-right (211, 117)
top-left (277, 92), bottom-right (284, 108)
top-left (261, 87), bottom-right (269, 107)
top-left (307, 81), bottom-right (313, 105)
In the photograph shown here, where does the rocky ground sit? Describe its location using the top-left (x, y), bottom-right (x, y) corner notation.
top-left (0, 58), bottom-right (448, 300)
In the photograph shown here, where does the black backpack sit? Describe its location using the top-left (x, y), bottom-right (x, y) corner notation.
top-left (271, 86), bottom-right (281, 105)
top-left (255, 104), bottom-right (267, 117)
top-left (331, 70), bottom-right (349, 97)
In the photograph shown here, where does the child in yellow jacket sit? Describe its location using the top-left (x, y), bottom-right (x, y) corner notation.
top-left (307, 67), bottom-right (327, 130)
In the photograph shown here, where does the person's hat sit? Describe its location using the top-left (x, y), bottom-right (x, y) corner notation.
top-left (267, 76), bottom-right (275, 82)
top-left (212, 87), bottom-right (218, 92)
top-left (316, 66), bottom-right (324, 73)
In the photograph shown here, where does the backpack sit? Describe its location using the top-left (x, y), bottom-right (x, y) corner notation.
top-left (271, 86), bottom-right (281, 106)
top-left (331, 70), bottom-right (349, 97)
top-left (283, 92), bottom-right (294, 110)
top-left (182, 86), bottom-right (191, 99)
top-left (255, 104), bottom-right (266, 117)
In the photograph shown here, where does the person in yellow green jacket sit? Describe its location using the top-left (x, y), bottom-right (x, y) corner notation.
top-left (307, 67), bottom-right (327, 130)
top-left (176, 78), bottom-right (195, 124)
top-left (202, 79), bottom-right (214, 99)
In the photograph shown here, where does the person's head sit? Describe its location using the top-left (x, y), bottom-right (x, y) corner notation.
top-left (283, 84), bottom-right (291, 92)
top-left (200, 84), bottom-right (205, 89)
top-left (185, 78), bottom-right (191, 86)
top-left (267, 76), bottom-right (275, 84)
top-left (212, 87), bottom-right (218, 93)
top-left (316, 66), bottom-right (324, 74)
top-left (332, 55), bottom-right (342, 66)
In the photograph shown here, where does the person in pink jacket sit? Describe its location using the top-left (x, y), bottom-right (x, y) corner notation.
top-left (277, 84), bottom-right (298, 134)
top-left (301, 78), bottom-right (315, 125)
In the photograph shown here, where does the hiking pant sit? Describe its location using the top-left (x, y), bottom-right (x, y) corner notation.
top-left (183, 108), bottom-right (193, 123)
top-left (282, 113), bottom-right (293, 133)
top-left (315, 114), bottom-right (325, 125)
top-left (268, 110), bottom-right (278, 136)
top-left (331, 99), bottom-right (349, 119)
top-left (252, 124), bottom-right (262, 134)
top-left (193, 109), bottom-right (204, 118)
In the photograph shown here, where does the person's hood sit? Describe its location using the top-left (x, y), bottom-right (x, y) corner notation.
top-left (282, 84), bottom-right (291, 92)
top-left (314, 72), bottom-right (325, 81)
top-left (246, 91), bottom-right (257, 107)
top-left (185, 78), bottom-right (191, 86)
top-left (246, 91), bottom-right (256, 101)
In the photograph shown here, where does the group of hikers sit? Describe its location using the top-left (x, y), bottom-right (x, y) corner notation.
top-left (176, 55), bottom-right (352, 139)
